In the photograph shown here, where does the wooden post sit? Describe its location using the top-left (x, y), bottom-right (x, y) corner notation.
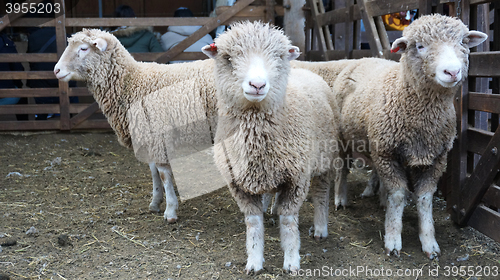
top-left (55, 0), bottom-right (70, 131)
top-left (418, 0), bottom-right (433, 15)
top-left (266, 0), bottom-right (275, 24)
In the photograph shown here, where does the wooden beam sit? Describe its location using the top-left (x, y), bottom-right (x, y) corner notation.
top-left (68, 88), bottom-right (92, 96)
top-left (467, 127), bottom-right (493, 155)
top-left (468, 52), bottom-right (500, 77)
top-left (0, 120), bottom-right (60, 131)
top-left (55, 0), bottom-right (69, 131)
top-left (469, 92), bottom-right (500, 114)
top-left (482, 185), bottom-right (500, 209)
top-left (0, 53), bottom-right (58, 63)
top-left (0, 88), bottom-right (59, 97)
top-left (65, 17), bottom-right (210, 27)
top-left (266, 0), bottom-right (275, 23)
top-left (0, 71), bottom-right (55, 79)
top-left (70, 102), bottom-right (100, 129)
top-left (152, 0), bottom-right (256, 64)
top-left (468, 205), bottom-right (500, 242)
top-left (363, 0), bottom-right (419, 17)
top-left (458, 125), bottom-right (500, 225)
top-left (0, 104), bottom-right (59, 115)
top-left (358, 0), bottom-right (384, 58)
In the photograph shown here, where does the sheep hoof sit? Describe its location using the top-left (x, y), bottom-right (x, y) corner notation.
top-left (283, 265), bottom-right (299, 274)
top-left (385, 248), bottom-right (400, 257)
top-left (245, 267), bottom-right (263, 275)
top-left (165, 217), bottom-right (177, 224)
top-left (148, 203), bottom-right (161, 213)
top-left (425, 250), bottom-right (440, 260)
top-left (314, 235), bottom-right (326, 242)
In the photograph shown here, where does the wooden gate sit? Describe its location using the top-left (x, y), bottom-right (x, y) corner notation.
top-left (306, 0), bottom-right (500, 243)
top-left (0, 0), bottom-right (281, 131)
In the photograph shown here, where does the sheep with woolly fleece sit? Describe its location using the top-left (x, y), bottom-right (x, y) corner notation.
top-left (54, 28), bottom-right (218, 223)
top-left (291, 14), bottom-right (487, 259)
top-left (202, 21), bottom-right (341, 273)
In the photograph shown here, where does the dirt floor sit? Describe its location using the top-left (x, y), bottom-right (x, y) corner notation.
top-left (0, 132), bottom-right (499, 280)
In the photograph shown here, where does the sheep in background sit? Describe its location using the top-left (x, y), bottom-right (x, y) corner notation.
top-left (202, 21), bottom-right (340, 273)
top-left (54, 29), bottom-right (218, 223)
top-left (292, 14), bottom-right (487, 259)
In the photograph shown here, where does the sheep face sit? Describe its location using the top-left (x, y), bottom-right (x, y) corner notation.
top-left (391, 14), bottom-right (487, 88)
top-left (54, 29), bottom-right (112, 82)
top-left (202, 22), bottom-right (300, 107)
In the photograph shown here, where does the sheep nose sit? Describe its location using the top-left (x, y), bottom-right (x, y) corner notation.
top-left (249, 80), bottom-right (266, 92)
top-left (54, 68), bottom-right (60, 76)
top-left (444, 69), bottom-right (460, 79)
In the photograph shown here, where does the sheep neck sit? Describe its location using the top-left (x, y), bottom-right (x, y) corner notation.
top-left (87, 51), bottom-right (137, 148)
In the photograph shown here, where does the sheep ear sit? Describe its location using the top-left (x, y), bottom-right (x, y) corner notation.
top-left (466, 31), bottom-right (488, 48)
top-left (391, 37), bottom-right (408, 53)
top-left (202, 43), bottom-right (218, 59)
top-left (287, 46), bottom-right (301, 61)
top-left (92, 38), bottom-right (108, 52)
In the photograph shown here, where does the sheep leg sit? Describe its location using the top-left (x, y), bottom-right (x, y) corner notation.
top-left (156, 163), bottom-right (178, 224)
top-left (361, 169), bottom-right (380, 198)
top-left (148, 162), bottom-right (164, 213)
top-left (280, 214), bottom-right (300, 273)
top-left (227, 184), bottom-right (265, 274)
top-left (245, 213), bottom-right (265, 274)
top-left (417, 191), bottom-right (440, 259)
top-left (411, 156), bottom-right (446, 259)
top-left (384, 188), bottom-right (406, 256)
top-left (334, 157), bottom-right (348, 210)
top-left (276, 181), bottom-right (308, 273)
top-left (311, 172), bottom-right (331, 240)
top-left (376, 159), bottom-right (407, 257)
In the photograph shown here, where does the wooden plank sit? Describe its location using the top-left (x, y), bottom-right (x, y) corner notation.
top-left (468, 127), bottom-right (493, 155)
top-left (0, 120), bottom-right (60, 131)
top-left (68, 103), bottom-right (101, 114)
top-left (482, 185), bottom-right (500, 209)
top-left (0, 0), bottom-right (44, 32)
top-left (468, 205), bottom-right (500, 242)
top-left (0, 104), bottom-right (60, 115)
top-left (450, 72), bottom-right (470, 222)
top-left (0, 88), bottom-right (59, 98)
top-left (70, 102), bottom-right (100, 128)
top-left (469, 92), bottom-right (500, 114)
top-left (151, 0), bottom-right (256, 64)
top-left (69, 88), bottom-right (92, 96)
top-left (469, 52), bottom-right (500, 77)
top-left (266, 0), bottom-right (275, 23)
top-left (55, 0), bottom-right (69, 131)
top-left (72, 119), bottom-right (111, 130)
top-left (358, 0), bottom-right (384, 58)
top-left (363, 0), bottom-right (419, 17)
top-left (0, 71), bottom-right (55, 79)
top-left (307, 0), bottom-right (330, 60)
top-left (5, 18), bottom-right (55, 27)
top-left (0, 53), bottom-right (58, 63)
top-left (419, 0), bottom-right (433, 15)
top-left (458, 126), bottom-right (500, 225)
top-left (65, 17), bottom-right (210, 27)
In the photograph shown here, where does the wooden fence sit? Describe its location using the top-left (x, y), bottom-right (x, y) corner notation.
top-left (0, 0), bottom-right (282, 131)
top-left (306, 0), bottom-right (500, 243)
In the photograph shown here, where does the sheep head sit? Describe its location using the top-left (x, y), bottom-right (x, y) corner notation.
top-left (390, 14), bottom-right (487, 88)
top-left (202, 21), bottom-right (300, 107)
top-left (54, 29), bottom-right (119, 82)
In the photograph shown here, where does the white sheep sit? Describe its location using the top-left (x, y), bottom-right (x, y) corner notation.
top-left (202, 21), bottom-right (340, 273)
top-left (292, 14), bottom-right (487, 259)
top-left (54, 29), bottom-right (218, 223)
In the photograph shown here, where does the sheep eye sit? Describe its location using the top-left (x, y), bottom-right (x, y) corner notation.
top-left (416, 44), bottom-right (424, 50)
top-left (80, 47), bottom-right (88, 51)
